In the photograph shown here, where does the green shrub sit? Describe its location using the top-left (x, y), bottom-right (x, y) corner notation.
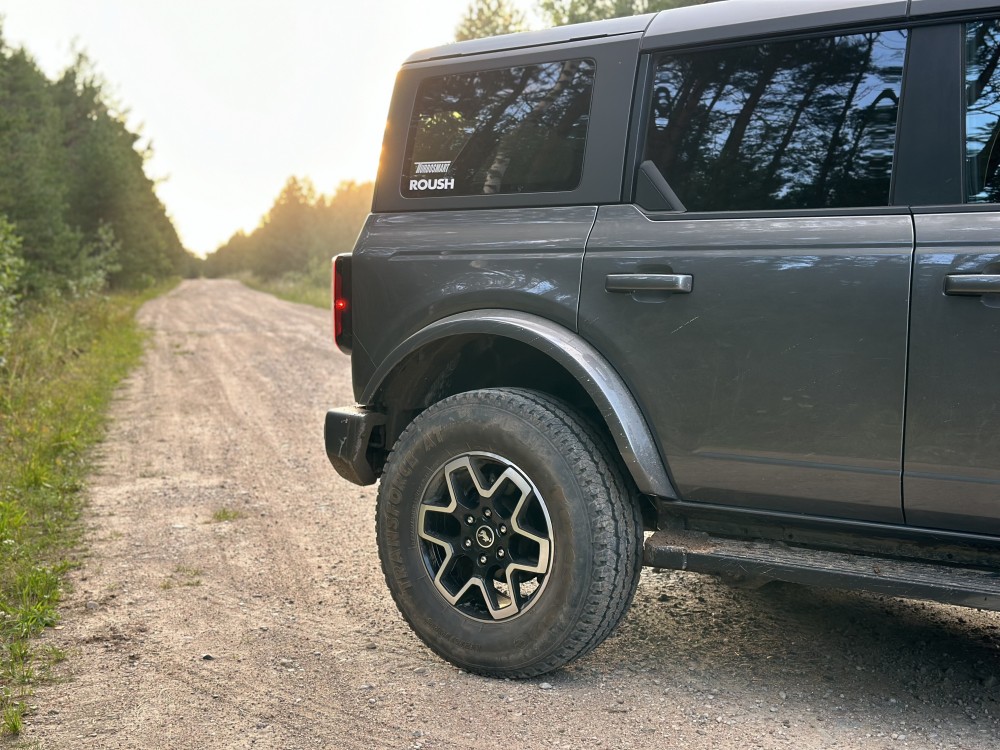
top-left (0, 217), bottom-right (25, 365)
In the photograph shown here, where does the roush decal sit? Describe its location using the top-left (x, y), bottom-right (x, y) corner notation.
top-left (415, 161), bottom-right (451, 174)
top-left (409, 177), bottom-right (455, 191)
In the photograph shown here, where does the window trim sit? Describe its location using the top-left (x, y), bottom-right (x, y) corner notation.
top-left (912, 202), bottom-right (1000, 214)
top-left (621, 53), bottom-right (656, 205)
top-left (893, 23), bottom-right (963, 206)
top-left (635, 205), bottom-right (913, 222)
top-left (372, 34), bottom-right (642, 214)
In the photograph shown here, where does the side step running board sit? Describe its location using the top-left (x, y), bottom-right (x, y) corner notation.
top-left (644, 530), bottom-right (1000, 611)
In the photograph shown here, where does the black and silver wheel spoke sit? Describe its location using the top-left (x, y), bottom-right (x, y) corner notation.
top-left (417, 453), bottom-right (554, 621)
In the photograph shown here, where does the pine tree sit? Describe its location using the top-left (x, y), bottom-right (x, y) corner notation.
top-left (455, 0), bottom-right (529, 41)
top-left (539, 0), bottom-right (714, 26)
top-left (0, 26), bottom-right (190, 296)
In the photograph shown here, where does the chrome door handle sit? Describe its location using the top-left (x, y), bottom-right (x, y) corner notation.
top-left (605, 273), bottom-right (693, 294)
top-left (944, 274), bottom-right (1000, 296)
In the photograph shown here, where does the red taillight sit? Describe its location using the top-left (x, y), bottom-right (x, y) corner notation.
top-left (332, 254), bottom-right (353, 354)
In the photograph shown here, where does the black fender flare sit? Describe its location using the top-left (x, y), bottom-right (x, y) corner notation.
top-left (361, 310), bottom-right (677, 499)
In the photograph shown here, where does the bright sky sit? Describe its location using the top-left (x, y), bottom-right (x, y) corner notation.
top-left (0, 0), bottom-right (532, 256)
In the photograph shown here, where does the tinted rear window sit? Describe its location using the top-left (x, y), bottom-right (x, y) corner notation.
top-left (401, 60), bottom-right (595, 198)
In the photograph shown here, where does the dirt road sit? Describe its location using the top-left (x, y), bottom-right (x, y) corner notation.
top-left (21, 279), bottom-right (1000, 749)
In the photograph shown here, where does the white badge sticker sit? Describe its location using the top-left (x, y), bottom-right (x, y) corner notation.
top-left (414, 161), bottom-right (452, 175)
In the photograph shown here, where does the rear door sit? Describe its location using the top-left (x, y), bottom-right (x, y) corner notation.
top-left (580, 26), bottom-right (913, 522)
top-left (904, 18), bottom-right (1000, 534)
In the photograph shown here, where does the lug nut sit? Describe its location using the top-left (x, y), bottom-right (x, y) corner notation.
top-left (497, 549), bottom-right (506, 559)
top-left (463, 538), bottom-right (472, 549)
top-left (499, 524), bottom-right (507, 534)
top-left (465, 515), bottom-right (475, 525)
top-left (483, 509), bottom-right (492, 518)
top-left (479, 555), bottom-right (488, 565)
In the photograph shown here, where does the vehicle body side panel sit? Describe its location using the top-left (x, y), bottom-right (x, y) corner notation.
top-left (350, 207), bottom-right (597, 400)
top-left (580, 205), bottom-right (912, 522)
top-left (904, 212), bottom-right (1000, 533)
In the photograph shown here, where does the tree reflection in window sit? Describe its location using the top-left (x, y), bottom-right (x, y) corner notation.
top-left (644, 31), bottom-right (907, 212)
top-left (402, 60), bottom-right (595, 197)
top-left (966, 20), bottom-right (1000, 203)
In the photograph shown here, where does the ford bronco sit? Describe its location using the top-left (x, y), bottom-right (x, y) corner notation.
top-left (325, 0), bottom-right (1000, 677)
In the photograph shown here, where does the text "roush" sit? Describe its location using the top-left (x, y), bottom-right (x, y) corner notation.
top-left (410, 178), bottom-right (455, 191)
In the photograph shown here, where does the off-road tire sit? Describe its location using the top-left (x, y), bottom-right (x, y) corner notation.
top-left (375, 388), bottom-right (643, 678)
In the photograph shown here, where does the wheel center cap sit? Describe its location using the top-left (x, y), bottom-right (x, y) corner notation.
top-left (475, 525), bottom-right (495, 549)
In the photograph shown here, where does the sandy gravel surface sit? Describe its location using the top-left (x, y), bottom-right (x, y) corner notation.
top-left (18, 279), bottom-right (1000, 749)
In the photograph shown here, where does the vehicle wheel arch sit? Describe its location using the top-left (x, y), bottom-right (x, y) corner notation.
top-left (363, 310), bottom-right (678, 508)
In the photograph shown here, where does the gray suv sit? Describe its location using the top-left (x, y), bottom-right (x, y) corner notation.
top-left (325, 0), bottom-right (1000, 678)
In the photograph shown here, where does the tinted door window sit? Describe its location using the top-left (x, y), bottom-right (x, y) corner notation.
top-left (966, 19), bottom-right (1000, 202)
top-left (644, 30), bottom-right (907, 211)
top-left (402, 60), bottom-right (595, 198)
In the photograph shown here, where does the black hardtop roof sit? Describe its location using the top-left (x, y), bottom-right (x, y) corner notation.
top-left (404, 13), bottom-right (654, 64)
top-left (404, 0), bottom-right (999, 65)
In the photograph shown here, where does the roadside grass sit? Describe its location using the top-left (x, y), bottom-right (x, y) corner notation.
top-left (0, 283), bottom-right (172, 736)
top-left (236, 270), bottom-right (329, 310)
top-left (210, 507), bottom-right (242, 523)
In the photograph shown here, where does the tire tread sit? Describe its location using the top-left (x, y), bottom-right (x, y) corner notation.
top-left (376, 388), bottom-right (643, 678)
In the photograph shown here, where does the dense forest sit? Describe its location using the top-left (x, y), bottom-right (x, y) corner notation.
top-left (0, 25), bottom-right (194, 354)
top-left (0, 30), bottom-right (194, 290)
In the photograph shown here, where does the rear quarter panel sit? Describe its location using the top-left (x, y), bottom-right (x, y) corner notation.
top-left (349, 206), bottom-right (598, 400)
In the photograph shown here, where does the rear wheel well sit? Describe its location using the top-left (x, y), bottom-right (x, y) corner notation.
top-left (370, 334), bottom-right (656, 528)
